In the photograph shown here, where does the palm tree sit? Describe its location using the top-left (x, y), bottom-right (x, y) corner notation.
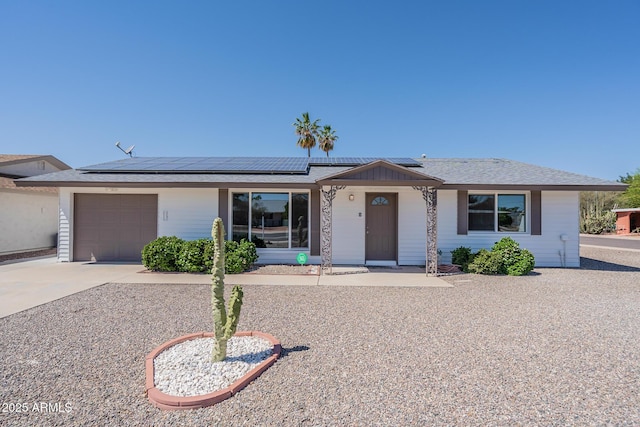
top-left (318, 125), bottom-right (338, 157)
top-left (293, 112), bottom-right (320, 157)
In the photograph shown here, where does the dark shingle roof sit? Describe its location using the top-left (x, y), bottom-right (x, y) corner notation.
top-left (418, 158), bottom-right (625, 187)
top-left (15, 157), bottom-right (626, 191)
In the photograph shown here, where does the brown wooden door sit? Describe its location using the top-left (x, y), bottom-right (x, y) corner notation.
top-left (365, 193), bottom-right (397, 260)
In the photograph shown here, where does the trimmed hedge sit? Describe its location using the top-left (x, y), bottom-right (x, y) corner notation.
top-left (176, 238), bottom-right (215, 273)
top-left (142, 236), bottom-right (258, 273)
top-left (453, 237), bottom-right (535, 276)
top-left (141, 236), bottom-right (184, 272)
top-left (467, 249), bottom-right (502, 275)
top-left (225, 239), bottom-right (259, 274)
top-left (450, 246), bottom-right (475, 272)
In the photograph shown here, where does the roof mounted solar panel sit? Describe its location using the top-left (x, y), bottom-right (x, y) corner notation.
top-left (78, 157), bottom-right (311, 174)
top-left (77, 156), bottom-right (421, 174)
top-left (309, 157), bottom-right (421, 167)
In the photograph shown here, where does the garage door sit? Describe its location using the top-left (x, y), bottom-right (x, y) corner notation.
top-left (74, 194), bottom-right (158, 261)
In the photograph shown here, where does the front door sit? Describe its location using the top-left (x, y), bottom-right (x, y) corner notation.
top-left (365, 193), bottom-right (397, 261)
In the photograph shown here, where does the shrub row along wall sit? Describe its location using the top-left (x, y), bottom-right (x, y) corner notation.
top-left (142, 237), bottom-right (258, 274)
top-left (450, 237), bottom-right (535, 276)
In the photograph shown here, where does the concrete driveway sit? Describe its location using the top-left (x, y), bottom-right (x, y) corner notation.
top-left (0, 257), bottom-right (450, 318)
top-left (0, 257), bottom-right (145, 318)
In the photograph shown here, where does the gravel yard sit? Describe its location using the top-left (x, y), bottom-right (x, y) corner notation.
top-left (1, 246), bottom-right (639, 426)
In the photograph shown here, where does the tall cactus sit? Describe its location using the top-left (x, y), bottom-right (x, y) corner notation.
top-left (211, 217), bottom-right (244, 362)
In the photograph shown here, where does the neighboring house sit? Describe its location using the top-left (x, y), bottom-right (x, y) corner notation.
top-left (16, 157), bottom-right (626, 272)
top-left (0, 154), bottom-right (71, 255)
top-left (613, 208), bottom-right (640, 234)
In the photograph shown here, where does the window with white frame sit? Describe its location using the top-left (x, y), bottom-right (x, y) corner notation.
top-left (231, 191), bottom-right (309, 248)
top-left (468, 193), bottom-right (527, 232)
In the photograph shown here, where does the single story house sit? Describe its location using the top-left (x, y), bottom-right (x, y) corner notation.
top-left (16, 156), bottom-right (626, 273)
top-left (1, 154), bottom-right (71, 255)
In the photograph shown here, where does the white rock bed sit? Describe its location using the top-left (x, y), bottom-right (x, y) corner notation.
top-left (153, 336), bottom-right (274, 397)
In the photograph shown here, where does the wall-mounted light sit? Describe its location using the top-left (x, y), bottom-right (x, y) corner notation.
top-left (348, 194), bottom-right (355, 201)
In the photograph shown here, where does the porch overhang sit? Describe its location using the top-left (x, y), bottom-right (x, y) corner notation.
top-left (317, 160), bottom-right (442, 276)
top-left (315, 159), bottom-right (444, 188)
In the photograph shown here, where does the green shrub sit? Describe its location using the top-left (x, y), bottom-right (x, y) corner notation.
top-left (467, 249), bottom-right (502, 275)
top-left (142, 236), bottom-right (184, 272)
top-left (143, 235), bottom-right (258, 274)
top-left (176, 239), bottom-right (214, 273)
top-left (491, 237), bottom-right (535, 276)
top-left (225, 239), bottom-right (259, 274)
top-left (491, 237), bottom-right (521, 274)
top-left (506, 250), bottom-right (535, 276)
top-left (451, 246), bottom-right (474, 272)
top-left (464, 237), bottom-right (536, 276)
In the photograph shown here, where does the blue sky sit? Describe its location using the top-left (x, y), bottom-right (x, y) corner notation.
top-left (1, 1), bottom-right (638, 180)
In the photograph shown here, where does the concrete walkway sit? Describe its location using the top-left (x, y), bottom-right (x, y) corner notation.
top-left (0, 257), bottom-right (451, 318)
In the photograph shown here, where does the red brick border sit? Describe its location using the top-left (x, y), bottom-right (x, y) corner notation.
top-left (146, 331), bottom-right (281, 410)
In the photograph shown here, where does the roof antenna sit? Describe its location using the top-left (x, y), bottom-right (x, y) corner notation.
top-left (115, 141), bottom-right (135, 157)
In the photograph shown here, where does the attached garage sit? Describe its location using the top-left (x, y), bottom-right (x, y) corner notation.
top-left (73, 194), bottom-right (157, 261)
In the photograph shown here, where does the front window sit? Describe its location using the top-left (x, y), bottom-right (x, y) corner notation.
top-left (232, 191), bottom-right (309, 249)
top-left (498, 194), bottom-right (526, 232)
top-left (232, 193), bottom-right (249, 241)
top-left (251, 193), bottom-right (288, 248)
top-left (291, 193), bottom-right (309, 248)
top-left (469, 193), bottom-right (526, 232)
top-left (468, 195), bottom-right (495, 231)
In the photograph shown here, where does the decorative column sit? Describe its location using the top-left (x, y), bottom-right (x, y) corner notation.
top-left (320, 185), bottom-right (345, 274)
top-left (413, 186), bottom-right (438, 276)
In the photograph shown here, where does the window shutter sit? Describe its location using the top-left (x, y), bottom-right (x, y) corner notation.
top-left (457, 190), bottom-right (468, 235)
top-left (531, 190), bottom-right (541, 235)
top-left (219, 189), bottom-right (229, 227)
top-left (311, 189), bottom-right (321, 255)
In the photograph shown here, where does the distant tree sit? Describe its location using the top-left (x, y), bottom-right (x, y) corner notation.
top-left (580, 191), bottom-right (619, 212)
top-left (293, 112), bottom-right (320, 157)
top-left (579, 190), bottom-right (619, 234)
top-left (618, 169), bottom-right (640, 208)
top-left (318, 125), bottom-right (338, 157)
top-left (580, 168), bottom-right (640, 233)
top-left (619, 172), bottom-right (634, 184)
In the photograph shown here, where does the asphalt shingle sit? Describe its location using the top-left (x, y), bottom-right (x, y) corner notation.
top-left (14, 157), bottom-right (626, 190)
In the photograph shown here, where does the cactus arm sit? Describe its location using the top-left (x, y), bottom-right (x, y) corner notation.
top-left (224, 285), bottom-right (244, 339)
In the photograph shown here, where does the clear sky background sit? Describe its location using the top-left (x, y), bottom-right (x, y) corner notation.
top-left (1, 1), bottom-right (638, 180)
